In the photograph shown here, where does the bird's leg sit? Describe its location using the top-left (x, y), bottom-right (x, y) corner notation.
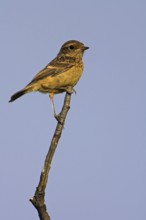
top-left (49, 93), bottom-right (56, 115)
top-left (49, 93), bottom-right (62, 123)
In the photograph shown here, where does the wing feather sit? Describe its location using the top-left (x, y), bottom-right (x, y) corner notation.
top-left (29, 57), bottom-right (74, 84)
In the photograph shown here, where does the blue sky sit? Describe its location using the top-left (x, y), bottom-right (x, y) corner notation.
top-left (1, 1), bottom-right (146, 220)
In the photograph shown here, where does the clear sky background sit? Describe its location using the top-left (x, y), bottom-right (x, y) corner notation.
top-left (1, 1), bottom-right (146, 220)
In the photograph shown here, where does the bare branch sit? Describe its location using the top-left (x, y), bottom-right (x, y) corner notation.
top-left (30, 86), bottom-right (73, 220)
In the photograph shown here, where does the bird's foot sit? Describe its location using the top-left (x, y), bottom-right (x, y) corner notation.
top-left (62, 87), bottom-right (77, 95)
top-left (54, 113), bottom-right (64, 125)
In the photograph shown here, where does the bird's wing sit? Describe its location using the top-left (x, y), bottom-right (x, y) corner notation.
top-left (29, 58), bottom-right (74, 84)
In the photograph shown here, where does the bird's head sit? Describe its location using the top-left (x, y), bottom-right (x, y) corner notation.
top-left (58, 40), bottom-right (89, 58)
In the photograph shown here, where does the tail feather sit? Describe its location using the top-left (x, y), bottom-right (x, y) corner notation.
top-left (9, 89), bottom-right (27, 102)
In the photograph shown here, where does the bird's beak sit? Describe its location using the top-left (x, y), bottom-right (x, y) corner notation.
top-left (83, 46), bottom-right (89, 51)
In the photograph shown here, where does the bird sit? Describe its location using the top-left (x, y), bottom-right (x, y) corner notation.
top-left (9, 40), bottom-right (89, 120)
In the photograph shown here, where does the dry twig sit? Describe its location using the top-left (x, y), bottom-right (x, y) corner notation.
top-left (30, 86), bottom-right (73, 220)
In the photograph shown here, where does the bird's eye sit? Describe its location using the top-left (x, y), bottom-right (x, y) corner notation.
top-left (69, 45), bottom-right (75, 50)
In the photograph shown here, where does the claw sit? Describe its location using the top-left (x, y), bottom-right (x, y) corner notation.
top-left (72, 88), bottom-right (77, 94)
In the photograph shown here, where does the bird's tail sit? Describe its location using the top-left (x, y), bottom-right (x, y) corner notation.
top-left (9, 88), bottom-right (30, 102)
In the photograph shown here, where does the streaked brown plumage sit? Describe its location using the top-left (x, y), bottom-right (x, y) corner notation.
top-left (9, 40), bottom-right (89, 118)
